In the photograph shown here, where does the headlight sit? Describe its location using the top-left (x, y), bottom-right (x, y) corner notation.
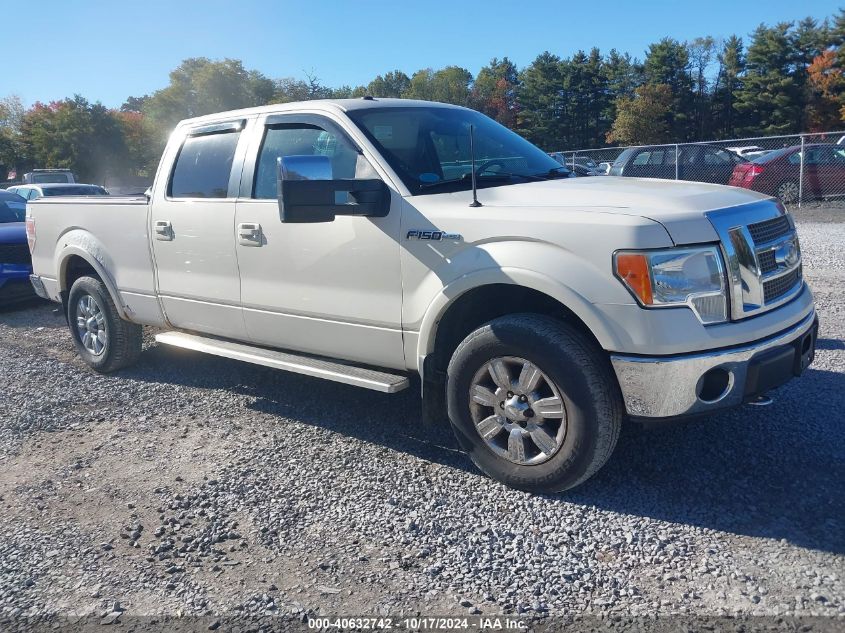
top-left (614, 246), bottom-right (728, 324)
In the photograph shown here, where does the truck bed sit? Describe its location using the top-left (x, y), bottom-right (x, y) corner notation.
top-left (29, 196), bottom-right (164, 325)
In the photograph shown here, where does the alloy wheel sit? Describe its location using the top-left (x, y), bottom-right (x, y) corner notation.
top-left (468, 356), bottom-right (567, 465)
top-left (75, 294), bottom-right (108, 356)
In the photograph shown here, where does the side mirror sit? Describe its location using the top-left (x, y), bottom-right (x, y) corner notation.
top-left (277, 155), bottom-right (389, 224)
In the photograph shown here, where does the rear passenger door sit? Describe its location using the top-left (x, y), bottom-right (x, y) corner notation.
top-left (150, 118), bottom-right (252, 339)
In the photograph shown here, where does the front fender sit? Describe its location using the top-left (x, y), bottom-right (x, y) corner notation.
top-left (409, 239), bottom-right (636, 375)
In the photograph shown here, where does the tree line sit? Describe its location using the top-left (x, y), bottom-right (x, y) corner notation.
top-left (1, 10), bottom-right (843, 184)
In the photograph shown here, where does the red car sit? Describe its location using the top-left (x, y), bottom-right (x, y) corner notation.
top-left (729, 143), bottom-right (845, 203)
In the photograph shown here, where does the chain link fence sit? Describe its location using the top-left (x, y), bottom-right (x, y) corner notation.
top-left (552, 131), bottom-right (845, 208)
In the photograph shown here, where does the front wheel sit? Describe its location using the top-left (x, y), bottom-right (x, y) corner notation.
top-left (446, 314), bottom-right (622, 493)
top-left (67, 275), bottom-right (142, 373)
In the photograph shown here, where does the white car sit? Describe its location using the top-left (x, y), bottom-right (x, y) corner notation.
top-left (26, 98), bottom-right (817, 493)
top-left (8, 183), bottom-right (107, 200)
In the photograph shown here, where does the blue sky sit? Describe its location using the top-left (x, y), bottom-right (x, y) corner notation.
top-left (2, 0), bottom-right (840, 108)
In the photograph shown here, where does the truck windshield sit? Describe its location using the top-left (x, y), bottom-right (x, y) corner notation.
top-left (347, 106), bottom-right (567, 195)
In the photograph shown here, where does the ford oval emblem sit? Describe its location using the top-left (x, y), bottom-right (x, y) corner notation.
top-left (775, 239), bottom-right (800, 268)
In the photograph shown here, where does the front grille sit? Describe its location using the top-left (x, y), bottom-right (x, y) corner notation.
top-left (758, 249), bottom-right (777, 274)
top-left (0, 244), bottom-right (31, 265)
top-left (764, 265), bottom-right (802, 303)
top-left (707, 203), bottom-right (803, 320)
top-left (748, 215), bottom-right (791, 244)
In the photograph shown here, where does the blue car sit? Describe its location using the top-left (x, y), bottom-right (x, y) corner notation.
top-left (0, 189), bottom-right (34, 306)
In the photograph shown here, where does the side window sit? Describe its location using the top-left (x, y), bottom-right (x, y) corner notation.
top-left (632, 151), bottom-right (651, 166)
top-left (169, 130), bottom-right (240, 198)
top-left (817, 147), bottom-right (836, 165)
top-left (253, 122), bottom-right (373, 199)
top-left (803, 148), bottom-right (823, 166)
top-left (704, 148), bottom-right (732, 165)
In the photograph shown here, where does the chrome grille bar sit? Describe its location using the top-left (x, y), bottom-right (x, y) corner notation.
top-left (747, 215), bottom-right (791, 244)
top-left (706, 200), bottom-right (804, 320)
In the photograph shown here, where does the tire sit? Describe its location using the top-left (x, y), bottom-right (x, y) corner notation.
top-left (776, 180), bottom-right (800, 205)
top-left (67, 275), bottom-right (142, 373)
top-left (446, 314), bottom-right (622, 493)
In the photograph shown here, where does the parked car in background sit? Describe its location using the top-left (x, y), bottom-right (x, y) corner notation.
top-left (548, 152), bottom-right (602, 176)
top-left (727, 145), bottom-right (772, 160)
top-left (597, 161), bottom-right (613, 175)
top-left (729, 143), bottom-right (845, 204)
top-left (0, 190), bottom-right (34, 305)
top-left (7, 183), bottom-right (108, 200)
top-left (610, 143), bottom-right (747, 184)
top-left (23, 169), bottom-right (76, 184)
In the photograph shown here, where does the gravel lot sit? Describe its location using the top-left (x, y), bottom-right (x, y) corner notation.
top-left (0, 209), bottom-right (843, 629)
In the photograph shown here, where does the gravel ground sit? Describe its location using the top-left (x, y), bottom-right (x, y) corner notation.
top-left (0, 212), bottom-right (843, 630)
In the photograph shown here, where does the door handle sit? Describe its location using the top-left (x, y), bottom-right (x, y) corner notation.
top-left (154, 220), bottom-right (173, 241)
top-left (238, 222), bottom-right (262, 246)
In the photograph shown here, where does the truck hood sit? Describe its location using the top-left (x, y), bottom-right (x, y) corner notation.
top-left (0, 222), bottom-right (26, 245)
top-left (470, 177), bottom-right (773, 244)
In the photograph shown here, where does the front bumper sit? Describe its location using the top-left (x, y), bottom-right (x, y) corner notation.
top-left (610, 310), bottom-right (818, 419)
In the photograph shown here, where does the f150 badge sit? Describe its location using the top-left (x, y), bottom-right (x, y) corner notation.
top-left (406, 229), bottom-right (462, 241)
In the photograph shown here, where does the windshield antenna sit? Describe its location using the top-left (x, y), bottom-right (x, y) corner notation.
top-left (469, 124), bottom-right (482, 207)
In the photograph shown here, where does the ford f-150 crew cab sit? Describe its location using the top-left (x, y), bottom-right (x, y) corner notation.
top-left (26, 98), bottom-right (818, 492)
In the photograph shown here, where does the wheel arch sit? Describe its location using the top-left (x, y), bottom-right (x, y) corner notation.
top-left (57, 246), bottom-right (128, 320)
top-left (417, 270), bottom-right (620, 380)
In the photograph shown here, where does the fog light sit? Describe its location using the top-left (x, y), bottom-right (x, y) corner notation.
top-left (697, 368), bottom-right (732, 403)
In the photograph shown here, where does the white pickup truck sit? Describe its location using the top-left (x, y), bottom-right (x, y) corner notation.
top-left (26, 98), bottom-right (817, 492)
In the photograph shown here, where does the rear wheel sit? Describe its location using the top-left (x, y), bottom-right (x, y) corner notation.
top-left (446, 314), bottom-right (622, 493)
top-left (67, 276), bottom-right (142, 373)
top-left (776, 180), bottom-right (800, 204)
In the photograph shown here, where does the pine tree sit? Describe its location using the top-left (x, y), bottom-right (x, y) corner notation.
top-left (517, 52), bottom-right (565, 149)
top-left (643, 38), bottom-right (696, 140)
top-left (735, 23), bottom-right (803, 135)
top-left (712, 36), bottom-right (745, 137)
top-left (601, 50), bottom-right (643, 143)
top-left (687, 37), bottom-right (716, 139)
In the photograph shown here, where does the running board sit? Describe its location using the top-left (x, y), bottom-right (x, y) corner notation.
top-left (154, 331), bottom-right (410, 393)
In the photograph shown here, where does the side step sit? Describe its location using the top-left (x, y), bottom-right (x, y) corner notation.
top-left (154, 331), bottom-right (410, 393)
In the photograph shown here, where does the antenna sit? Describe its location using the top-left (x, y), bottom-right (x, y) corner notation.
top-left (469, 124), bottom-right (482, 207)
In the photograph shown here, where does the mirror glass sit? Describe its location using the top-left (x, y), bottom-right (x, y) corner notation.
top-left (279, 155), bottom-right (333, 181)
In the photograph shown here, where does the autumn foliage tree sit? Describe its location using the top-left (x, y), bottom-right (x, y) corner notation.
top-left (806, 50), bottom-right (845, 130)
top-left (606, 84), bottom-right (674, 145)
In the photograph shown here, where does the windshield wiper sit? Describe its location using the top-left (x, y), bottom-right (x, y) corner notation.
top-left (419, 172), bottom-right (547, 190)
top-left (528, 167), bottom-right (572, 180)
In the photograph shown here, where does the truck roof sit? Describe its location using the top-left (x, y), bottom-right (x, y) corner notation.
top-left (177, 98), bottom-right (465, 128)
